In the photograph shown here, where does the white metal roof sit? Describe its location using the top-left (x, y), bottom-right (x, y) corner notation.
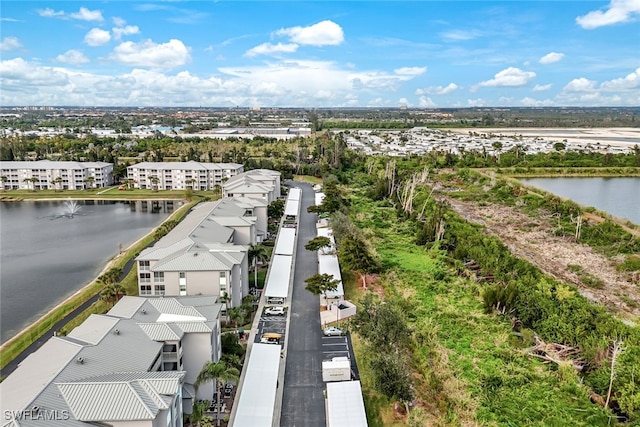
top-left (326, 381), bottom-right (368, 427)
top-left (274, 227), bottom-right (296, 256)
top-left (233, 344), bottom-right (281, 427)
top-left (284, 198), bottom-right (300, 216)
top-left (288, 188), bottom-right (302, 201)
top-left (264, 255), bottom-right (292, 298)
top-left (315, 192), bottom-right (325, 206)
top-left (318, 253), bottom-right (344, 298)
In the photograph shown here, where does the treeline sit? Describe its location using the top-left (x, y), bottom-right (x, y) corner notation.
top-left (359, 156), bottom-right (640, 421)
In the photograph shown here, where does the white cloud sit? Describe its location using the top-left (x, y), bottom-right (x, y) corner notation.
top-left (576, 0), bottom-right (640, 29)
top-left (520, 97), bottom-right (555, 107)
top-left (112, 17), bottom-right (126, 27)
top-left (418, 96), bottom-right (437, 107)
top-left (479, 67), bottom-right (536, 87)
top-left (416, 83), bottom-right (459, 95)
top-left (37, 8), bottom-right (64, 18)
top-left (533, 84), bottom-right (552, 91)
top-left (244, 42), bottom-right (299, 57)
top-left (56, 50), bottom-right (90, 64)
top-left (84, 28), bottom-right (111, 46)
top-left (393, 66), bottom-right (427, 76)
top-left (600, 67), bottom-right (640, 91)
top-left (112, 25), bottom-right (140, 40)
top-left (0, 36), bottom-right (22, 51)
top-left (563, 77), bottom-right (597, 92)
top-left (440, 29), bottom-right (482, 41)
top-left (38, 7), bottom-right (103, 21)
top-left (398, 97), bottom-right (411, 107)
top-left (0, 58), bottom-right (69, 89)
top-left (110, 39), bottom-right (191, 68)
top-left (539, 52), bottom-right (565, 64)
top-left (467, 98), bottom-right (487, 107)
top-left (70, 7), bottom-right (103, 22)
top-left (274, 20), bottom-right (344, 46)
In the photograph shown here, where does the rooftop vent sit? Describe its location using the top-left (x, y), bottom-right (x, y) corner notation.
top-left (141, 309), bottom-right (147, 314)
top-left (113, 329), bottom-right (120, 335)
top-left (193, 253), bottom-right (199, 257)
top-left (76, 357), bottom-right (85, 364)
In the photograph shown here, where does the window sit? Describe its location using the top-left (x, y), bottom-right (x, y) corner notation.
top-left (220, 271), bottom-right (227, 285)
top-left (155, 285), bottom-right (165, 296)
top-left (179, 272), bottom-right (186, 279)
top-left (139, 260), bottom-right (150, 271)
top-left (179, 283), bottom-right (186, 296)
top-left (140, 272), bottom-right (151, 283)
top-left (140, 285), bottom-right (152, 295)
top-left (154, 272), bottom-right (164, 282)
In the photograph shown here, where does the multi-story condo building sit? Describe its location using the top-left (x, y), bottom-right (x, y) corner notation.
top-left (0, 160), bottom-right (113, 190)
top-left (126, 161), bottom-right (244, 191)
top-left (0, 295), bottom-right (223, 427)
top-left (222, 169), bottom-right (281, 204)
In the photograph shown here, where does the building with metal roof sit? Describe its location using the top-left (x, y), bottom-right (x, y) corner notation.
top-left (126, 161), bottom-right (243, 191)
top-left (0, 160), bottom-right (113, 190)
top-left (136, 200), bottom-right (260, 307)
top-left (326, 381), bottom-right (368, 427)
top-left (230, 343), bottom-right (282, 427)
top-left (222, 169), bottom-right (281, 203)
top-left (0, 296), bottom-right (223, 427)
top-left (273, 227), bottom-right (296, 256)
top-left (263, 254), bottom-right (293, 304)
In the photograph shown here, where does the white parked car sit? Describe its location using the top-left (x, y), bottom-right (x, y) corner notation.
top-left (265, 306), bottom-right (286, 316)
top-left (323, 326), bottom-right (343, 336)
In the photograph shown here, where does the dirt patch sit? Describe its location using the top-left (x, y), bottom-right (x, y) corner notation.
top-left (447, 199), bottom-right (640, 320)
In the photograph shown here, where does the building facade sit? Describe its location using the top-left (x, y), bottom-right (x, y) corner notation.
top-left (0, 160), bottom-right (113, 190)
top-left (126, 161), bottom-right (244, 191)
top-left (0, 296), bottom-right (223, 427)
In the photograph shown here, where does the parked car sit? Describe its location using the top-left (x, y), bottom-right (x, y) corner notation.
top-left (323, 326), bottom-right (343, 336)
top-left (265, 306), bottom-right (286, 316)
top-left (260, 333), bottom-right (282, 344)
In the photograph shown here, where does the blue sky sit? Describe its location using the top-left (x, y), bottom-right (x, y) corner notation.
top-left (1, 1), bottom-right (639, 107)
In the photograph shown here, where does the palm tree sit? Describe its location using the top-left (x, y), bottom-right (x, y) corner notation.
top-left (25, 176), bottom-right (39, 191)
top-left (227, 306), bottom-right (244, 328)
top-left (149, 175), bottom-right (160, 192)
top-left (100, 283), bottom-right (126, 306)
top-left (248, 244), bottom-right (268, 288)
top-left (84, 176), bottom-right (95, 189)
top-left (51, 176), bottom-right (63, 191)
top-left (0, 175), bottom-right (8, 190)
top-left (185, 178), bottom-right (196, 190)
top-left (186, 399), bottom-right (212, 427)
top-left (194, 360), bottom-right (239, 427)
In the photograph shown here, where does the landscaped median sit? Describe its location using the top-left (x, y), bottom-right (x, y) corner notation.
top-left (0, 196), bottom-right (203, 374)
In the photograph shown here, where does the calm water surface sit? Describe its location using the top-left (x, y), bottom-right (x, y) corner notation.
top-left (0, 200), bottom-right (179, 343)
top-left (519, 177), bottom-right (639, 225)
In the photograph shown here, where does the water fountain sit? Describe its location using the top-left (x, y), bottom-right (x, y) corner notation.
top-left (49, 198), bottom-right (83, 219)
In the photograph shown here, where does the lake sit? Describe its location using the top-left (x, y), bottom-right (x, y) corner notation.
top-left (519, 177), bottom-right (640, 225)
top-left (0, 200), bottom-right (180, 343)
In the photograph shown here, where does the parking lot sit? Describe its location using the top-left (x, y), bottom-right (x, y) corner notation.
top-left (254, 307), bottom-right (288, 345)
top-left (321, 334), bottom-right (350, 361)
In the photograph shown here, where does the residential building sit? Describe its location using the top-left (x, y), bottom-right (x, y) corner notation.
top-left (126, 161), bottom-right (243, 191)
top-left (136, 201), bottom-right (256, 307)
top-left (0, 160), bottom-right (113, 190)
top-left (222, 169), bottom-right (281, 204)
top-left (0, 296), bottom-right (223, 427)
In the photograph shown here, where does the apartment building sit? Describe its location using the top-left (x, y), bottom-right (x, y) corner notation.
top-left (222, 169), bottom-right (281, 204)
top-left (0, 296), bottom-right (223, 427)
top-left (126, 161), bottom-right (243, 191)
top-left (0, 160), bottom-right (113, 190)
top-left (136, 201), bottom-right (259, 307)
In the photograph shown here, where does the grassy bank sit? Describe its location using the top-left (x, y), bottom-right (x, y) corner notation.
top-left (0, 196), bottom-right (202, 372)
top-left (494, 166), bottom-right (640, 178)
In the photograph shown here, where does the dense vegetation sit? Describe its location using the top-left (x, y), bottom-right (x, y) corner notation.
top-left (317, 154), bottom-right (640, 425)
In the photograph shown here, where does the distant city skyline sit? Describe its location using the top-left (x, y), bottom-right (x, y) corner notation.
top-left (1, 1), bottom-right (639, 108)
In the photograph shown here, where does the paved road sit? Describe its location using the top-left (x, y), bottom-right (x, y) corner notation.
top-left (280, 182), bottom-right (326, 427)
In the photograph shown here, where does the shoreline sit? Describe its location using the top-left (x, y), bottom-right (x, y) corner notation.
top-left (0, 198), bottom-right (192, 355)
